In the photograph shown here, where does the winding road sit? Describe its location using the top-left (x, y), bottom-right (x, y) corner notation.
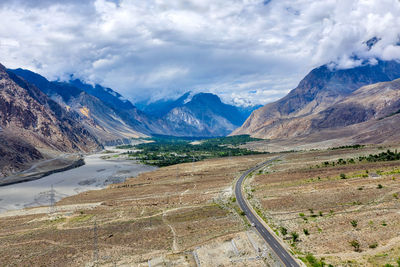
top-left (235, 157), bottom-right (300, 267)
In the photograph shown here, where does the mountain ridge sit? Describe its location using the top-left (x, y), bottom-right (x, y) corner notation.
top-left (233, 60), bottom-right (400, 139)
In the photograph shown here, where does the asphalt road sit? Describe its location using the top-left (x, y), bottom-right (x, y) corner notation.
top-left (235, 157), bottom-right (300, 267)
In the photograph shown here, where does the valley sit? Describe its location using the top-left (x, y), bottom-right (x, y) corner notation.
top-left (3, 2), bottom-right (400, 266)
top-left (1, 143), bottom-right (400, 266)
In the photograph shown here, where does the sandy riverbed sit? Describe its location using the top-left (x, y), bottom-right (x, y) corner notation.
top-left (0, 151), bottom-right (156, 213)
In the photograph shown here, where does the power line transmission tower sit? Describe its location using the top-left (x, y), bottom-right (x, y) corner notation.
top-left (93, 221), bottom-right (99, 265)
top-left (49, 184), bottom-right (55, 214)
top-left (191, 153), bottom-right (195, 176)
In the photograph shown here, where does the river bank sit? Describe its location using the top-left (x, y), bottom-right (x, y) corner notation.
top-left (0, 150), bottom-right (157, 214)
top-left (0, 155), bottom-right (85, 186)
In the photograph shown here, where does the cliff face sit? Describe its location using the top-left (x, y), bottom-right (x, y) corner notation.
top-left (233, 60), bottom-right (400, 139)
top-left (0, 66), bottom-right (100, 152)
top-left (9, 69), bottom-right (147, 143)
top-left (0, 133), bottom-right (43, 178)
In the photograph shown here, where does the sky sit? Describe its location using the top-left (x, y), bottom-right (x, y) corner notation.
top-left (1, 0), bottom-right (400, 106)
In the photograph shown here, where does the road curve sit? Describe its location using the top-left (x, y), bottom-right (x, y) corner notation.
top-left (235, 157), bottom-right (300, 267)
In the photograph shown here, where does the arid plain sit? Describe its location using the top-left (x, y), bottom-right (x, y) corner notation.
top-left (1, 144), bottom-right (400, 266)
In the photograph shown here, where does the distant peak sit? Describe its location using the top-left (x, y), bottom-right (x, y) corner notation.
top-left (191, 92), bottom-right (221, 102)
top-left (365, 36), bottom-right (381, 50)
top-left (0, 63), bottom-right (7, 73)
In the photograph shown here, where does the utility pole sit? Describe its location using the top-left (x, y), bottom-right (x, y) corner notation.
top-left (192, 154), bottom-right (195, 176)
top-left (93, 221), bottom-right (99, 265)
top-left (49, 184), bottom-right (55, 214)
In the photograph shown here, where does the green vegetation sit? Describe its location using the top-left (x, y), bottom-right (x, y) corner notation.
top-left (316, 149), bottom-right (400, 169)
top-left (70, 214), bottom-right (94, 223)
top-left (280, 226), bottom-right (288, 236)
top-left (200, 135), bottom-right (262, 146)
top-left (369, 242), bottom-right (378, 249)
top-left (350, 239), bottom-right (361, 252)
top-left (359, 150), bottom-right (400, 162)
top-left (330, 144), bottom-right (365, 150)
top-left (119, 135), bottom-right (266, 167)
top-left (291, 232), bottom-right (299, 242)
top-left (351, 220), bottom-right (358, 228)
top-left (303, 229), bottom-right (310, 236)
top-left (300, 253), bottom-right (331, 267)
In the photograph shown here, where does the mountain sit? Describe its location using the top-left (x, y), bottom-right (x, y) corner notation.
top-left (137, 92), bottom-right (259, 136)
top-left (233, 60), bottom-right (400, 139)
top-left (0, 63), bottom-right (100, 176)
top-left (9, 69), bottom-right (147, 143)
top-left (136, 92), bottom-right (191, 118)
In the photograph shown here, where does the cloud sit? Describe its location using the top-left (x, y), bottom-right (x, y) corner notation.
top-left (1, 0), bottom-right (400, 106)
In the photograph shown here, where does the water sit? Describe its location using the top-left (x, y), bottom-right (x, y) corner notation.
top-left (0, 152), bottom-right (156, 213)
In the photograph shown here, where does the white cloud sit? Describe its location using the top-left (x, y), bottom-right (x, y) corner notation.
top-left (0, 0), bottom-right (400, 106)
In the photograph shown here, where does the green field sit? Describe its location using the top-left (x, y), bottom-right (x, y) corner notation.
top-left (118, 135), bottom-right (265, 167)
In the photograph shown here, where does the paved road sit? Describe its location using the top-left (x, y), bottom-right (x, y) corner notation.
top-left (235, 157), bottom-right (300, 267)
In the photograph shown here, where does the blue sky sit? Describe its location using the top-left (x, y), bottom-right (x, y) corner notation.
top-left (1, 0), bottom-right (400, 106)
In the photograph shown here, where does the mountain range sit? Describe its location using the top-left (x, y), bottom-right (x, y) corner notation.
top-left (0, 64), bottom-right (256, 176)
top-left (138, 92), bottom-right (260, 136)
top-left (233, 60), bottom-right (400, 143)
top-left (3, 58), bottom-right (400, 177)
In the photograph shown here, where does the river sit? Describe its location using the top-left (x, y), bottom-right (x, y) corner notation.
top-left (0, 151), bottom-right (157, 213)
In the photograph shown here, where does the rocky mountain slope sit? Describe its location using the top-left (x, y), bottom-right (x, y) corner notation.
top-left (233, 60), bottom-right (400, 139)
top-left (0, 63), bottom-right (101, 176)
top-left (10, 69), bottom-right (147, 143)
top-left (138, 92), bottom-right (259, 136)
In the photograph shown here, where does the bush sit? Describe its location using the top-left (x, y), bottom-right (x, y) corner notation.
top-left (303, 229), bottom-right (310, 236)
top-left (369, 242), bottom-right (378, 249)
top-left (340, 173), bottom-right (347, 179)
top-left (351, 220), bottom-right (358, 228)
top-left (303, 253), bottom-right (327, 267)
top-left (280, 226), bottom-right (288, 236)
top-left (350, 240), bottom-right (361, 252)
top-left (291, 232), bottom-right (299, 242)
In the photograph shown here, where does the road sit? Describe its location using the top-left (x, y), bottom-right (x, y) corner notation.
top-left (235, 157), bottom-right (300, 267)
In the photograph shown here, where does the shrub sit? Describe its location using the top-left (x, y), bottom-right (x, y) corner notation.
top-left (280, 226), bottom-right (287, 236)
top-left (377, 184), bottom-right (383, 189)
top-left (291, 232), bottom-right (299, 242)
top-left (351, 220), bottom-right (358, 228)
top-left (303, 229), bottom-right (310, 236)
top-left (350, 240), bottom-right (361, 252)
top-left (369, 242), bottom-right (378, 249)
top-left (340, 173), bottom-right (347, 179)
